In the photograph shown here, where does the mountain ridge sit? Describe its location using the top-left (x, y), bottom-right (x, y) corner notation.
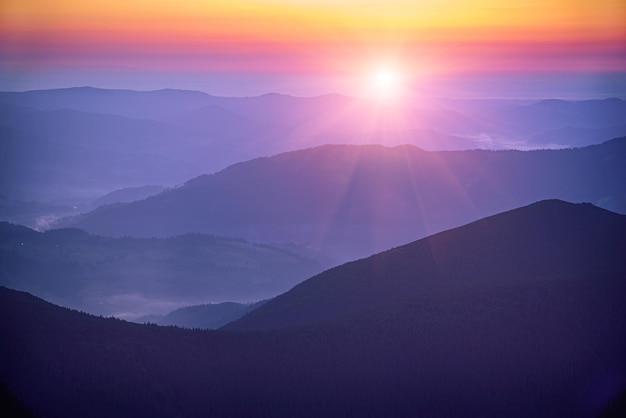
top-left (2, 199), bottom-right (625, 417)
top-left (224, 199), bottom-right (626, 331)
top-left (62, 139), bottom-right (626, 260)
top-left (3, 87), bottom-right (625, 219)
top-left (0, 222), bottom-right (331, 318)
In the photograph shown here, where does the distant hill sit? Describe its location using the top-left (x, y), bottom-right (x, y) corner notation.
top-left (91, 185), bottom-right (167, 208)
top-left (64, 139), bottom-right (626, 260)
top-left (0, 195), bottom-right (79, 230)
top-left (4, 88), bottom-right (625, 136)
top-left (529, 124), bottom-right (626, 148)
top-left (1, 200), bottom-right (625, 417)
top-left (3, 88), bottom-right (624, 141)
top-left (0, 87), bottom-right (216, 121)
top-left (144, 300), bottom-right (268, 329)
top-left (0, 223), bottom-right (331, 318)
top-left (225, 199), bottom-right (626, 330)
top-left (0, 102), bottom-right (245, 202)
top-left (3, 87), bottom-right (625, 207)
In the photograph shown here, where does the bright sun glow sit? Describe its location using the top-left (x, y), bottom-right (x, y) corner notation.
top-left (376, 71), bottom-right (394, 85)
top-left (369, 67), bottom-right (403, 101)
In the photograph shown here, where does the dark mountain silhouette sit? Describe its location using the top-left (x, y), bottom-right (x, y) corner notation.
top-left (147, 300), bottom-right (268, 329)
top-left (225, 199), bottom-right (626, 330)
top-left (2, 201), bottom-right (625, 417)
top-left (0, 381), bottom-right (38, 418)
top-left (0, 222), bottom-right (331, 318)
top-left (64, 138), bottom-right (626, 260)
top-left (598, 389), bottom-right (626, 418)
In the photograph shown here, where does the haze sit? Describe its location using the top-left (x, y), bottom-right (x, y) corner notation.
top-left (1, 1), bottom-right (625, 417)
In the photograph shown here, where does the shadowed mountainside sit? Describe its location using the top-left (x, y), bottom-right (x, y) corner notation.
top-left (1, 200), bottom-right (625, 417)
top-left (0, 222), bottom-right (331, 318)
top-left (64, 138), bottom-right (626, 260)
top-left (225, 199), bottom-right (626, 330)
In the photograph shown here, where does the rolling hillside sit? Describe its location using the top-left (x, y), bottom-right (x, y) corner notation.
top-left (225, 199), bottom-right (626, 330)
top-left (65, 139), bottom-right (626, 260)
top-left (0, 223), bottom-right (330, 318)
top-left (2, 200), bottom-right (625, 417)
top-left (2, 88), bottom-right (625, 212)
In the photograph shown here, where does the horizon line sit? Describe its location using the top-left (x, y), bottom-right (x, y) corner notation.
top-left (1, 85), bottom-right (625, 102)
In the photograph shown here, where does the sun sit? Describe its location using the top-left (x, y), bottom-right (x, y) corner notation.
top-left (369, 67), bottom-right (402, 101)
top-left (376, 71), bottom-right (395, 87)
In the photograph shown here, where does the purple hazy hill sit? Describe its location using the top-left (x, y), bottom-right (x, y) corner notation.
top-left (63, 139), bottom-right (626, 260)
top-left (2, 88), bottom-right (626, 216)
top-left (0, 222), bottom-right (330, 318)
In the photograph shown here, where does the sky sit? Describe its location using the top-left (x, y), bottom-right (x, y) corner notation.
top-left (1, 0), bottom-right (625, 98)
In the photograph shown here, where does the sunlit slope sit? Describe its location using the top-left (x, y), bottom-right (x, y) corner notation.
top-left (67, 139), bottom-right (626, 260)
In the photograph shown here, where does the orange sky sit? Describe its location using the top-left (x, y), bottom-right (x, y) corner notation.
top-left (1, 0), bottom-right (625, 95)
